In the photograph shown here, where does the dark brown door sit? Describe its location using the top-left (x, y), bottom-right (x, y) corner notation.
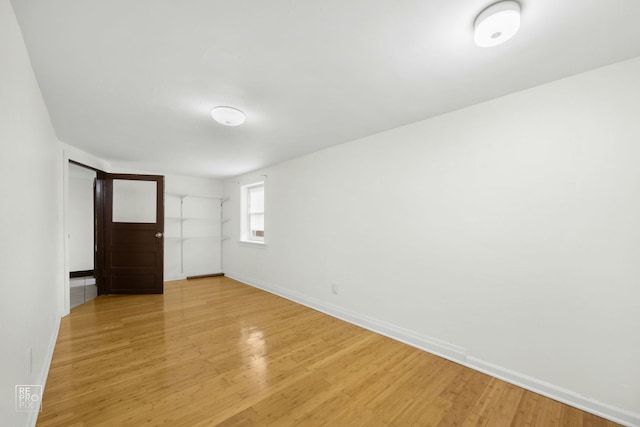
top-left (97, 173), bottom-right (164, 294)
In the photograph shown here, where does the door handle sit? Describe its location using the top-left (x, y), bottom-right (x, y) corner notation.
top-left (155, 232), bottom-right (163, 238)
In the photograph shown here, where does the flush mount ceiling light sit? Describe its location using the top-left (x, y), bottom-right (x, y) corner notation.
top-left (211, 106), bottom-right (246, 126)
top-left (474, 1), bottom-right (521, 47)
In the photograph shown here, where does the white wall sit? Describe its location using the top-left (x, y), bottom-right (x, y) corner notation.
top-left (68, 165), bottom-right (95, 272)
top-left (0, 1), bottom-right (64, 425)
top-left (223, 56), bottom-right (640, 425)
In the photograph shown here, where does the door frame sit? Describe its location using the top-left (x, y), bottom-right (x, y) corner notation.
top-left (67, 160), bottom-right (102, 294)
top-left (95, 170), bottom-right (106, 295)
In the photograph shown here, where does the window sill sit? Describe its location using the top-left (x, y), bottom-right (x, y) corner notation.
top-left (239, 240), bottom-right (268, 249)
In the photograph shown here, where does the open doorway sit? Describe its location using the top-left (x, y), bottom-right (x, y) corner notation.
top-left (68, 162), bottom-right (97, 308)
top-left (65, 161), bottom-right (166, 311)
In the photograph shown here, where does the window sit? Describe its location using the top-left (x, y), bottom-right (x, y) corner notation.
top-left (241, 181), bottom-right (265, 244)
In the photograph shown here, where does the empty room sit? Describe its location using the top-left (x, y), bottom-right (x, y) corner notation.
top-left (1, 0), bottom-right (639, 426)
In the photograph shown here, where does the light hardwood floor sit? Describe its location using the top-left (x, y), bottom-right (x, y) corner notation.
top-left (38, 277), bottom-right (620, 426)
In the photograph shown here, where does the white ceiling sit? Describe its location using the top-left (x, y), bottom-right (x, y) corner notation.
top-left (12, 0), bottom-right (640, 178)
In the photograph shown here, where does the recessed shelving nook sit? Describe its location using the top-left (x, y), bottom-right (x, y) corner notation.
top-left (164, 192), bottom-right (229, 280)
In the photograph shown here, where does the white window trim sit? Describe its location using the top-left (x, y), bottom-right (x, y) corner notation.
top-left (239, 240), bottom-right (268, 249)
top-left (240, 181), bottom-right (266, 246)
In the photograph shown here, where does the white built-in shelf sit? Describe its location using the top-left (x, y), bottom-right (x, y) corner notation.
top-left (183, 236), bottom-right (228, 240)
top-left (166, 192), bottom-right (226, 200)
top-left (165, 216), bottom-right (223, 223)
top-left (163, 192), bottom-right (226, 275)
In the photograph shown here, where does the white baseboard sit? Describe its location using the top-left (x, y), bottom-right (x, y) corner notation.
top-left (164, 272), bottom-right (225, 282)
top-left (226, 272), bottom-right (639, 427)
top-left (28, 315), bottom-right (61, 427)
top-left (226, 272), bottom-right (466, 362)
top-left (465, 357), bottom-right (639, 427)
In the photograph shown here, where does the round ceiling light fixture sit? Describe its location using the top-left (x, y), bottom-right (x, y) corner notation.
top-left (211, 106), bottom-right (246, 126)
top-left (474, 1), bottom-right (521, 47)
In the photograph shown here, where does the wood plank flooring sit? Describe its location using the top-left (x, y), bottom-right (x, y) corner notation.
top-left (37, 277), bottom-right (620, 426)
